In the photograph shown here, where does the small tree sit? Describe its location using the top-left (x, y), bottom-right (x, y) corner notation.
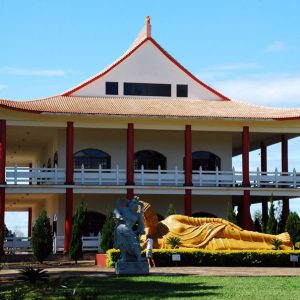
top-left (253, 210), bottom-right (262, 232)
top-left (69, 202), bottom-right (86, 263)
top-left (285, 212), bottom-right (300, 249)
top-left (31, 210), bottom-right (53, 263)
top-left (266, 195), bottom-right (277, 235)
top-left (227, 200), bottom-right (237, 225)
top-left (99, 209), bottom-right (115, 253)
top-left (166, 203), bottom-right (176, 217)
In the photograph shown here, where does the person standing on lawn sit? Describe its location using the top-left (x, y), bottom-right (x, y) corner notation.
top-left (143, 235), bottom-right (155, 267)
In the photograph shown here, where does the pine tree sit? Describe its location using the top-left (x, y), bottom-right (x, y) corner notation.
top-left (31, 209), bottom-right (53, 263)
top-left (253, 210), bottom-right (262, 232)
top-left (266, 195), bottom-right (277, 235)
top-left (166, 203), bottom-right (176, 216)
top-left (99, 209), bottom-right (115, 253)
top-left (285, 212), bottom-right (300, 249)
top-left (69, 201), bottom-right (86, 263)
top-left (227, 200), bottom-right (237, 225)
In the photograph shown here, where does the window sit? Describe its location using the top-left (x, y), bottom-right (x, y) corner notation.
top-left (134, 150), bottom-right (166, 170)
top-left (74, 149), bottom-right (111, 169)
top-left (192, 151), bottom-right (221, 171)
top-left (177, 84), bottom-right (188, 97)
top-left (106, 82), bottom-right (118, 95)
top-left (124, 82), bottom-right (171, 97)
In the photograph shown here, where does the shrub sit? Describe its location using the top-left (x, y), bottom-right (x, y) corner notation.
top-left (106, 248), bottom-right (300, 268)
top-left (267, 196), bottom-right (277, 234)
top-left (99, 209), bottom-right (115, 253)
top-left (166, 203), bottom-right (176, 216)
top-left (31, 209), bottom-right (53, 263)
top-left (286, 212), bottom-right (300, 249)
top-left (166, 236), bottom-right (181, 249)
top-left (19, 266), bottom-right (48, 284)
top-left (271, 239), bottom-right (283, 250)
top-left (69, 201), bottom-right (86, 263)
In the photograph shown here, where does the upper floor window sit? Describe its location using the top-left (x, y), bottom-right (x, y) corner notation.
top-left (192, 151), bottom-right (221, 171)
top-left (124, 82), bottom-right (171, 97)
top-left (74, 149), bottom-right (111, 169)
top-left (177, 84), bottom-right (188, 97)
top-left (134, 150), bottom-right (166, 170)
top-left (106, 82), bottom-right (118, 95)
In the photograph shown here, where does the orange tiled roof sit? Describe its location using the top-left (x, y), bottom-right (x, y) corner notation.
top-left (1, 96), bottom-right (300, 120)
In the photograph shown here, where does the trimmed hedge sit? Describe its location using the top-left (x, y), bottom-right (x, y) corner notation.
top-left (106, 248), bottom-right (300, 268)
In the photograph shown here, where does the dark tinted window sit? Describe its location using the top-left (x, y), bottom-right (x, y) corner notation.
top-left (134, 150), bottom-right (166, 170)
top-left (106, 82), bottom-right (118, 95)
top-left (124, 82), bottom-right (171, 97)
top-left (177, 84), bottom-right (188, 97)
top-left (74, 149), bottom-right (111, 169)
top-left (192, 151), bottom-right (221, 171)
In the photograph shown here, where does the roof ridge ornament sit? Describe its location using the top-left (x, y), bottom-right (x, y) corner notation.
top-left (146, 16), bottom-right (151, 38)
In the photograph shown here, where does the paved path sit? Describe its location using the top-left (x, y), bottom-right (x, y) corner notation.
top-left (0, 261), bottom-right (299, 280)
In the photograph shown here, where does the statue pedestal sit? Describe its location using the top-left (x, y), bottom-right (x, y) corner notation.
top-left (115, 261), bottom-right (149, 275)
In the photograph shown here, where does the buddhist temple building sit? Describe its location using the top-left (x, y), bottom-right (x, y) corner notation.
top-left (1, 17), bottom-right (300, 252)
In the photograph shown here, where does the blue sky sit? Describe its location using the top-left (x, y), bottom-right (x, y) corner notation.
top-left (2, 0), bottom-right (300, 235)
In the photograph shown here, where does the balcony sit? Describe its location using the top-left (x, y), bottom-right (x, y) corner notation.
top-left (4, 165), bottom-right (300, 188)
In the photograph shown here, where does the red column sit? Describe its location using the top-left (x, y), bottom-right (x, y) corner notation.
top-left (242, 126), bottom-right (250, 187)
top-left (126, 123), bottom-right (134, 199)
top-left (184, 125), bottom-right (192, 216)
top-left (243, 190), bottom-right (252, 230)
top-left (281, 135), bottom-right (289, 222)
top-left (64, 122), bottom-right (74, 253)
top-left (0, 120), bottom-right (6, 243)
top-left (0, 120), bottom-right (6, 184)
top-left (64, 188), bottom-right (73, 253)
top-left (260, 142), bottom-right (268, 227)
top-left (242, 126), bottom-right (251, 229)
top-left (65, 122), bottom-right (74, 185)
top-left (28, 208), bottom-right (32, 237)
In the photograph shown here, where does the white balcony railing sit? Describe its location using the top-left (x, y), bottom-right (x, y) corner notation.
top-left (4, 235), bottom-right (100, 254)
top-left (4, 165), bottom-right (300, 188)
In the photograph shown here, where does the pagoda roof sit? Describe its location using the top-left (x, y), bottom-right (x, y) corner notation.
top-left (1, 17), bottom-right (300, 121)
top-left (1, 95), bottom-right (300, 120)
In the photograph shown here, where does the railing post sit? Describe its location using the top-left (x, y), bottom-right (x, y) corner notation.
top-left (81, 164), bottom-right (84, 185)
top-left (98, 165), bottom-right (102, 185)
top-left (215, 166), bottom-right (219, 187)
top-left (116, 165), bottom-right (120, 185)
top-left (14, 164), bottom-right (17, 185)
top-left (158, 165), bottom-right (161, 186)
top-left (199, 166), bottom-right (202, 187)
top-left (256, 167), bottom-right (260, 187)
top-left (275, 168), bottom-right (278, 188)
top-left (293, 168), bottom-right (296, 188)
top-left (232, 167), bottom-right (235, 187)
top-left (175, 166), bottom-right (178, 186)
top-left (141, 165), bottom-right (144, 185)
top-left (54, 164), bottom-right (58, 184)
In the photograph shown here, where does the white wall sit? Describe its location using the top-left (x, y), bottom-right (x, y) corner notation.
top-left (72, 41), bottom-right (223, 100)
top-left (52, 128), bottom-right (232, 171)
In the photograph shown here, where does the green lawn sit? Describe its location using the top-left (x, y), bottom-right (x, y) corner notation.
top-left (0, 276), bottom-right (300, 299)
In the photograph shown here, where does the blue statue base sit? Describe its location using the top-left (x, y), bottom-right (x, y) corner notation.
top-left (115, 261), bottom-right (149, 275)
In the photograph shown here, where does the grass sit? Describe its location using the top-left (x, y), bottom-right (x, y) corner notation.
top-left (0, 276), bottom-right (300, 299)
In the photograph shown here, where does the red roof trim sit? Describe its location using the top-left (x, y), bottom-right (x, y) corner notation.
top-left (63, 38), bottom-right (149, 96)
top-left (148, 38), bottom-right (230, 101)
top-left (63, 36), bottom-right (230, 100)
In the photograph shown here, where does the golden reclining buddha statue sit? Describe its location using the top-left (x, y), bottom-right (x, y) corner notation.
top-left (142, 201), bottom-right (291, 250)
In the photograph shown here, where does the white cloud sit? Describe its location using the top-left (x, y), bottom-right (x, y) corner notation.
top-left (213, 74), bottom-right (300, 107)
top-left (0, 84), bottom-right (8, 90)
top-left (0, 67), bottom-right (66, 77)
top-left (265, 41), bottom-right (284, 52)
